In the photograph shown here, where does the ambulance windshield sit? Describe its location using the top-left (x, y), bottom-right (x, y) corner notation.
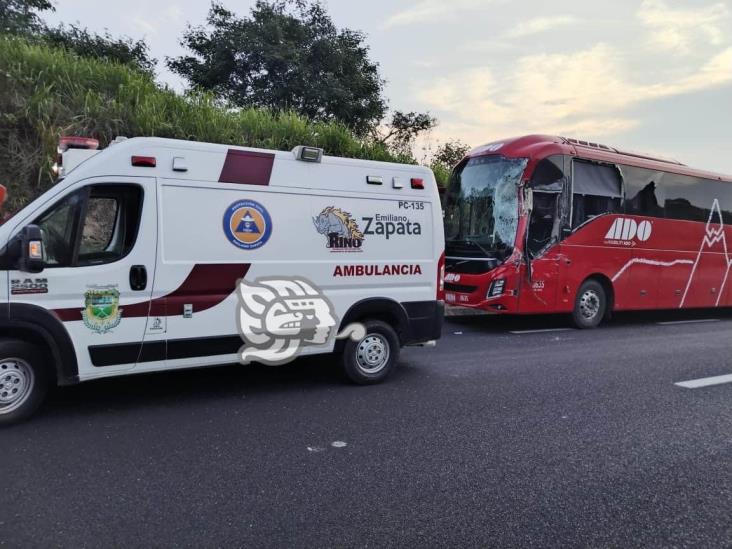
top-left (444, 156), bottom-right (528, 258)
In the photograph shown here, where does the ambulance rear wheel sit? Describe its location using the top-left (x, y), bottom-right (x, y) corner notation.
top-left (572, 280), bottom-right (606, 329)
top-left (0, 340), bottom-right (50, 426)
top-left (341, 320), bottom-right (400, 385)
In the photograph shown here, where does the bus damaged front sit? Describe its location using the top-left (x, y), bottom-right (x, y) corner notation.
top-left (443, 153), bottom-right (571, 313)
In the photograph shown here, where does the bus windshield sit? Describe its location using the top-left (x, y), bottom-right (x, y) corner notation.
top-left (444, 156), bottom-right (528, 257)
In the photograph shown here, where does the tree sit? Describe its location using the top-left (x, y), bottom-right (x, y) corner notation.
top-left (168, 1), bottom-right (386, 135)
top-left (433, 140), bottom-right (470, 169)
top-left (429, 140), bottom-right (470, 188)
top-left (373, 111), bottom-right (437, 155)
top-left (44, 24), bottom-right (156, 74)
top-left (0, 0), bottom-right (54, 35)
top-left (0, 1), bottom-right (155, 73)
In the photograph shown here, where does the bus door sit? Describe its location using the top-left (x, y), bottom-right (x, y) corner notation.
top-left (521, 191), bottom-right (561, 312)
top-left (520, 156), bottom-right (570, 312)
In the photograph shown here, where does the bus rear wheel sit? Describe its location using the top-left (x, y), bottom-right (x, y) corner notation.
top-left (572, 280), bottom-right (606, 329)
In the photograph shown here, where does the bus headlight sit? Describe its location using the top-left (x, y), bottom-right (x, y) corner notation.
top-left (488, 279), bottom-right (505, 298)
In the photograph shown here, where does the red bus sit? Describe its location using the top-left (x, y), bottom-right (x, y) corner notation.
top-left (443, 135), bottom-right (732, 328)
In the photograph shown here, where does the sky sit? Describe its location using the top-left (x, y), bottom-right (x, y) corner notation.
top-left (44, 0), bottom-right (732, 173)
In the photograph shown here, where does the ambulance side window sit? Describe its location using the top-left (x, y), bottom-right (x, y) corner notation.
top-left (77, 185), bottom-right (143, 266)
top-left (35, 191), bottom-right (83, 267)
top-left (33, 184), bottom-right (143, 268)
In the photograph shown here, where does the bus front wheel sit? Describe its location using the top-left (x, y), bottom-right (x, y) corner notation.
top-left (572, 280), bottom-right (607, 329)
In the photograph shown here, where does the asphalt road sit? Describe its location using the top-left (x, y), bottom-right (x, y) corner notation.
top-left (2, 309), bottom-right (732, 548)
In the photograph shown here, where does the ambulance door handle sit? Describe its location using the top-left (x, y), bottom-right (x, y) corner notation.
top-left (130, 265), bottom-right (148, 291)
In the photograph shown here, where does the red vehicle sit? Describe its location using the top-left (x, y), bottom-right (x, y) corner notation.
top-left (443, 135), bottom-right (732, 328)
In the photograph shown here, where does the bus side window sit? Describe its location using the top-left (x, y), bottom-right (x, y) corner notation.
top-left (622, 165), bottom-right (665, 218)
top-left (571, 161), bottom-right (622, 228)
top-left (662, 173), bottom-right (731, 223)
top-left (530, 157), bottom-right (565, 192)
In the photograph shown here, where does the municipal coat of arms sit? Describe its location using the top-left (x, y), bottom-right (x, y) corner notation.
top-left (82, 285), bottom-right (122, 334)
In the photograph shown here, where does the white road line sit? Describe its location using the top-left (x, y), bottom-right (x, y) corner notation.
top-left (657, 319), bottom-right (720, 326)
top-left (509, 328), bottom-right (573, 335)
top-left (675, 373), bottom-right (732, 389)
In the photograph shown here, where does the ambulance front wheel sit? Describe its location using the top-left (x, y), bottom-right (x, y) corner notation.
top-left (341, 320), bottom-right (400, 384)
top-left (0, 339), bottom-right (50, 426)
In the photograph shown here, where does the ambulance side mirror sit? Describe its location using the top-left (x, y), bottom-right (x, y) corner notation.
top-left (18, 225), bottom-right (44, 273)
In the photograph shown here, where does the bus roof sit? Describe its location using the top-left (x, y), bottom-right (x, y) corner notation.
top-left (467, 135), bottom-right (732, 183)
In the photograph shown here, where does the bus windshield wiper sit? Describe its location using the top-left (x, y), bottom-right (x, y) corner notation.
top-left (464, 237), bottom-right (493, 258)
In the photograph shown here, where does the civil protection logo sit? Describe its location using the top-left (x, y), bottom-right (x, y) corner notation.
top-left (82, 285), bottom-right (122, 334)
top-left (223, 199), bottom-right (272, 250)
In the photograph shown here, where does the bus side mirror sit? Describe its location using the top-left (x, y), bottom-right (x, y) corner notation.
top-left (18, 225), bottom-right (44, 273)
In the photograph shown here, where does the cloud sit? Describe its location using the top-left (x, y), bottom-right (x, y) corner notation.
top-left (124, 3), bottom-right (184, 37)
top-left (383, 0), bottom-right (493, 28)
top-left (638, 0), bottom-right (729, 53)
top-left (127, 16), bottom-right (159, 35)
top-left (417, 43), bottom-right (732, 143)
top-left (504, 15), bottom-right (580, 39)
top-left (647, 48), bottom-right (732, 96)
top-left (461, 15), bottom-right (580, 52)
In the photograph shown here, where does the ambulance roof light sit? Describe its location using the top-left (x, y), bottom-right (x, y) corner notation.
top-left (58, 136), bottom-right (99, 154)
top-left (131, 155), bottom-right (156, 167)
top-left (293, 145), bottom-right (323, 163)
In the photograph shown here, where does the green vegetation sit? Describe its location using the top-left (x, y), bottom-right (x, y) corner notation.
top-left (0, 36), bottom-right (415, 211)
top-left (43, 23), bottom-right (156, 75)
top-left (0, 0), bottom-right (460, 215)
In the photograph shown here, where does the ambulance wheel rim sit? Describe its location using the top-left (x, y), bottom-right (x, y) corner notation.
top-left (355, 335), bottom-right (390, 374)
top-left (579, 289), bottom-right (601, 320)
top-left (0, 358), bottom-right (34, 414)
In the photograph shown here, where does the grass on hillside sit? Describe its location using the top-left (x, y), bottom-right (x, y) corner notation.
top-left (0, 36), bottom-right (418, 210)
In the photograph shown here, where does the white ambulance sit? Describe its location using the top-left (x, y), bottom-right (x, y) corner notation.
top-left (0, 136), bottom-right (445, 423)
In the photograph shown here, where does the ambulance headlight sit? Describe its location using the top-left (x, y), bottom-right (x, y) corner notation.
top-left (487, 279), bottom-right (505, 298)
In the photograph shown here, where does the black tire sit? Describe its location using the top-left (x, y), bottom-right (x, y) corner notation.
top-left (340, 320), bottom-right (400, 385)
top-left (0, 339), bottom-right (50, 426)
top-left (571, 279), bottom-right (607, 329)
